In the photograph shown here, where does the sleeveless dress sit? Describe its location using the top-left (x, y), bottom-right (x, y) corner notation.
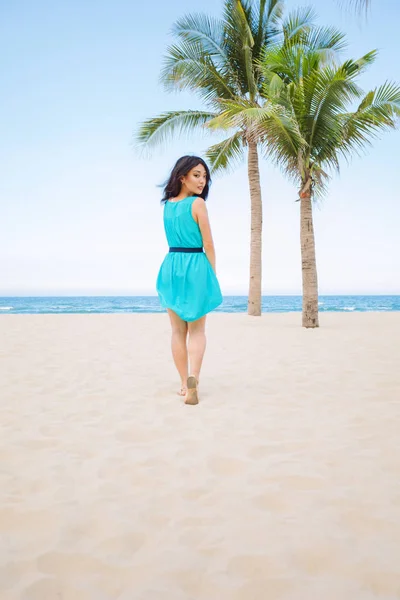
top-left (156, 196), bottom-right (223, 322)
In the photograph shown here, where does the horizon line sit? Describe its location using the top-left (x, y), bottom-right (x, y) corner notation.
top-left (1, 292), bottom-right (400, 298)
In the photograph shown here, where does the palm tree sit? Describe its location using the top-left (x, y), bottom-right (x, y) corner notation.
top-left (256, 42), bottom-right (400, 327)
top-left (137, 1), bottom-right (321, 316)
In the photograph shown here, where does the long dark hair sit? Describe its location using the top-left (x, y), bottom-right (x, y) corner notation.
top-left (161, 155), bottom-right (211, 204)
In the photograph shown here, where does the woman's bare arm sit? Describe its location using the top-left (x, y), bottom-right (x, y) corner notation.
top-left (192, 197), bottom-right (217, 273)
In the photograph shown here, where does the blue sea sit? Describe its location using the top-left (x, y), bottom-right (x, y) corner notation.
top-left (0, 295), bottom-right (399, 315)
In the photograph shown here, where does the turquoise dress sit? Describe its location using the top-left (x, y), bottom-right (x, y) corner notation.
top-left (157, 196), bottom-right (223, 322)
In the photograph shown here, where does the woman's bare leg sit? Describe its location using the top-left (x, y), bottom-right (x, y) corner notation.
top-left (167, 309), bottom-right (188, 392)
top-left (187, 316), bottom-right (207, 383)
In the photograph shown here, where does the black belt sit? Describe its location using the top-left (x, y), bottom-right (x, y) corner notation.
top-left (169, 247), bottom-right (203, 253)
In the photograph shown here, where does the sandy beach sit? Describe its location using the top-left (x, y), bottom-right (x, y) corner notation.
top-left (1, 312), bottom-right (400, 600)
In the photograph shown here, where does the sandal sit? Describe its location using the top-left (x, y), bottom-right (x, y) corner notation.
top-left (185, 376), bottom-right (199, 405)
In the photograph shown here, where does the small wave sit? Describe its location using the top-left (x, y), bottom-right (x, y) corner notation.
top-left (343, 307), bottom-right (356, 311)
top-left (0, 306), bottom-right (13, 310)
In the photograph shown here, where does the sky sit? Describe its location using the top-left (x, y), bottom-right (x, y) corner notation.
top-left (1, 0), bottom-right (399, 296)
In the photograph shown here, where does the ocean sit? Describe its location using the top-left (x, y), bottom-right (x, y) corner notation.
top-left (0, 295), bottom-right (399, 315)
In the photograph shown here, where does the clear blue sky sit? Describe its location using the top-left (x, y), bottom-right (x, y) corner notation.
top-left (1, 0), bottom-right (399, 295)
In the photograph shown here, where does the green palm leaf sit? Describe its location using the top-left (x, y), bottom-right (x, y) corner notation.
top-left (136, 110), bottom-right (217, 152)
top-left (206, 133), bottom-right (245, 173)
top-left (282, 7), bottom-right (316, 42)
top-left (301, 25), bottom-right (348, 57)
top-left (339, 81), bottom-right (400, 155)
top-left (172, 14), bottom-right (227, 63)
top-left (253, 0), bottom-right (284, 52)
top-left (258, 37), bottom-right (399, 197)
top-left (161, 41), bottom-right (238, 103)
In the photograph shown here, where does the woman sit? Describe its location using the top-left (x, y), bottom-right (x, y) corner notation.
top-left (157, 156), bottom-right (223, 405)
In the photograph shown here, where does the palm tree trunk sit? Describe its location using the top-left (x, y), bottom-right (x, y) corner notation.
top-left (247, 139), bottom-right (262, 316)
top-left (300, 185), bottom-right (319, 328)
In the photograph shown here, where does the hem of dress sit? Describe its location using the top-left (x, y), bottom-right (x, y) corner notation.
top-left (159, 297), bottom-right (223, 322)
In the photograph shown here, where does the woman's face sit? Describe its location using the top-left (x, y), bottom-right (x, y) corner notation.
top-left (181, 163), bottom-right (207, 196)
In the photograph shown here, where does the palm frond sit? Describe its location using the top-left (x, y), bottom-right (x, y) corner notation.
top-left (206, 98), bottom-right (273, 129)
top-left (336, 0), bottom-right (370, 15)
top-left (172, 13), bottom-right (227, 63)
top-left (373, 81), bottom-right (400, 115)
top-left (161, 41), bottom-right (238, 103)
top-left (255, 34), bottom-right (399, 200)
top-left (282, 7), bottom-right (316, 42)
top-left (135, 110), bottom-right (217, 152)
top-left (259, 42), bottom-right (303, 85)
top-left (340, 50), bottom-right (378, 79)
top-left (338, 81), bottom-right (400, 156)
top-left (306, 65), bottom-right (364, 150)
top-left (206, 132), bottom-right (245, 173)
top-left (228, 0), bottom-right (258, 98)
top-left (207, 97), bottom-right (305, 162)
top-left (264, 0), bottom-right (285, 26)
top-left (253, 0), bottom-right (284, 53)
top-left (301, 25), bottom-right (348, 56)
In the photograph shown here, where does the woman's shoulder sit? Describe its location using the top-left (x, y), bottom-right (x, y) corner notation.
top-left (192, 195), bottom-right (206, 206)
top-left (192, 196), bottom-right (207, 211)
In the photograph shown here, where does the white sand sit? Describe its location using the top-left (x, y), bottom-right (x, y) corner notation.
top-left (1, 312), bottom-right (400, 600)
